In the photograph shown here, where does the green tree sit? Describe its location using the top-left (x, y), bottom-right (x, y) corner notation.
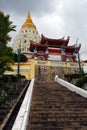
top-left (0, 11), bottom-right (16, 75)
top-left (0, 11), bottom-right (16, 44)
top-left (13, 53), bottom-right (27, 62)
top-left (0, 44), bottom-right (14, 75)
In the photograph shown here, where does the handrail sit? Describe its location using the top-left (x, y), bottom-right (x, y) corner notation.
top-left (0, 81), bottom-right (30, 130)
top-left (55, 76), bottom-right (87, 98)
top-left (12, 78), bottom-right (35, 130)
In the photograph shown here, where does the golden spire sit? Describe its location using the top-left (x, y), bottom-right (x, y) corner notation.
top-left (22, 12), bottom-right (36, 29)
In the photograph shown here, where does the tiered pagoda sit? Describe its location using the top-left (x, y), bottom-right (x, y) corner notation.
top-left (13, 12), bottom-right (40, 58)
top-left (30, 34), bottom-right (81, 62)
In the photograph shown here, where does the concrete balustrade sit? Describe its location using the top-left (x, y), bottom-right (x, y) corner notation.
top-left (12, 78), bottom-right (35, 130)
top-left (55, 76), bottom-right (87, 98)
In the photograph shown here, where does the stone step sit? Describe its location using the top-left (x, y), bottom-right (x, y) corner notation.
top-left (27, 81), bottom-right (87, 130)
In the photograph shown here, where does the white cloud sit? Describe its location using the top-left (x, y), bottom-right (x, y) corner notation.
top-left (34, 13), bottom-right (64, 38)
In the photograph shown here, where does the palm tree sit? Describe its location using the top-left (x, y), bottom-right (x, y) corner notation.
top-left (0, 44), bottom-right (14, 75)
top-left (0, 11), bottom-right (16, 44)
top-left (0, 11), bottom-right (16, 75)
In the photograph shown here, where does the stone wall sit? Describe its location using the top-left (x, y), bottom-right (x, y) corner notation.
top-left (35, 66), bottom-right (79, 82)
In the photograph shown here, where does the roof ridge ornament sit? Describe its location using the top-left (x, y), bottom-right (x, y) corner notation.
top-left (75, 38), bottom-right (79, 47)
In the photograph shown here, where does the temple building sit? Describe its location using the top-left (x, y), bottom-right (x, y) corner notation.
top-left (1, 11), bottom-right (81, 80)
top-left (13, 12), bottom-right (41, 58)
top-left (13, 12), bottom-right (81, 62)
top-left (30, 34), bottom-right (81, 62)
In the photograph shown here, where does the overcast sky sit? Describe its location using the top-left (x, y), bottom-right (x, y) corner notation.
top-left (0, 0), bottom-right (87, 60)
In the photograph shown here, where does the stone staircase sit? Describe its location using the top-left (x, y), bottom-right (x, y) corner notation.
top-left (27, 81), bottom-right (87, 130)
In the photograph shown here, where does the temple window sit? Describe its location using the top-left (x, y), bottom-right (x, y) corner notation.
top-left (24, 40), bottom-right (27, 43)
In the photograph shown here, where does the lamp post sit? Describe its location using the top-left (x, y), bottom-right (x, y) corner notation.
top-left (77, 50), bottom-right (83, 74)
top-left (75, 39), bottom-right (83, 74)
top-left (17, 46), bottom-right (21, 75)
top-left (17, 37), bottom-right (21, 75)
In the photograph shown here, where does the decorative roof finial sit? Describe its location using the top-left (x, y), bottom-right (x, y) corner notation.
top-left (67, 36), bottom-right (70, 40)
top-left (76, 38), bottom-right (79, 44)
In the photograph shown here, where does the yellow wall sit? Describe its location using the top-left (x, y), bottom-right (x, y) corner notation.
top-left (5, 59), bottom-right (79, 80)
top-left (5, 59), bottom-right (35, 80)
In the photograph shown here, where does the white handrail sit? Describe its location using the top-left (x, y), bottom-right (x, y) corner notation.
top-left (55, 76), bottom-right (87, 98)
top-left (12, 78), bottom-right (35, 130)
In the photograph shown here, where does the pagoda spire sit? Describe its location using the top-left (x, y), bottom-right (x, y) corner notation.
top-left (22, 12), bottom-right (36, 29)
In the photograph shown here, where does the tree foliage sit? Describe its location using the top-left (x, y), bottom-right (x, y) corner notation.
top-left (0, 44), bottom-right (14, 75)
top-left (75, 76), bottom-right (87, 88)
top-left (0, 11), bottom-right (16, 75)
top-left (13, 53), bottom-right (27, 62)
top-left (0, 11), bottom-right (16, 44)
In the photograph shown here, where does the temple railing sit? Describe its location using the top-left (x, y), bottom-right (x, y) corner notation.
top-left (35, 60), bottom-right (79, 68)
top-left (55, 75), bottom-right (87, 98)
top-left (12, 78), bottom-right (35, 130)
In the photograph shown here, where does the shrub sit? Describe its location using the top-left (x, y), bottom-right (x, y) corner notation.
top-left (75, 76), bottom-right (87, 88)
top-left (13, 53), bottom-right (27, 62)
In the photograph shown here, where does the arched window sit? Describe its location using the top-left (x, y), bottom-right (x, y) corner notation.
top-left (24, 40), bottom-right (27, 43)
top-left (38, 56), bottom-right (45, 60)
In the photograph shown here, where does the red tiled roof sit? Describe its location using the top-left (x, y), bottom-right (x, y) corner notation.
top-left (64, 44), bottom-right (81, 51)
top-left (41, 34), bottom-right (70, 47)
